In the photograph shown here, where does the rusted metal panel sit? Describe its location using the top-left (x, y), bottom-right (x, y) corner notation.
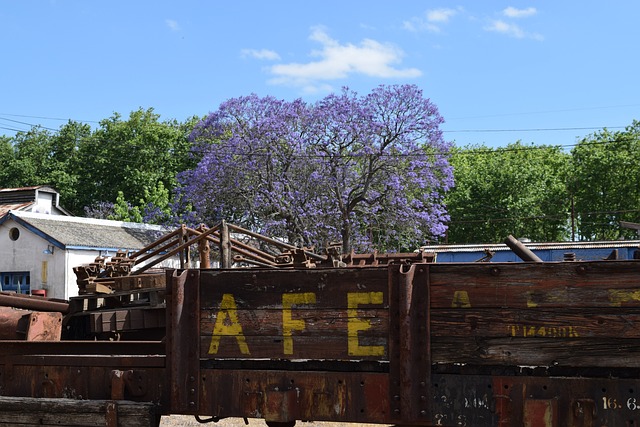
top-left (388, 264), bottom-right (431, 423)
top-left (24, 311), bottom-right (62, 341)
top-left (264, 387), bottom-right (299, 423)
top-left (167, 269), bottom-right (200, 414)
top-left (0, 362), bottom-right (164, 403)
top-left (523, 399), bottom-right (558, 427)
top-left (0, 308), bottom-right (61, 341)
top-left (0, 307), bottom-right (29, 339)
top-left (198, 369), bottom-right (390, 423)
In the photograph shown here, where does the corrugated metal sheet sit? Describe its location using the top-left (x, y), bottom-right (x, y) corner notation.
top-left (0, 202), bottom-right (32, 217)
top-left (420, 240), bottom-right (640, 253)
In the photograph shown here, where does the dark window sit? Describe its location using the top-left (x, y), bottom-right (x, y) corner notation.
top-left (0, 272), bottom-right (30, 294)
top-left (9, 227), bottom-right (19, 241)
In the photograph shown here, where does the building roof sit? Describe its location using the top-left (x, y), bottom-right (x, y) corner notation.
top-left (0, 210), bottom-right (168, 251)
top-left (0, 202), bottom-right (32, 217)
top-left (0, 186), bottom-right (72, 216)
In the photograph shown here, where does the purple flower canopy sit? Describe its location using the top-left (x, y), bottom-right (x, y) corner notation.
top-left (179, 84), bottom-right (453, 252)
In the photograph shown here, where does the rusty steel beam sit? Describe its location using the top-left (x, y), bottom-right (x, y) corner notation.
top-left (388, 264), bottom-right (431, 424)
top-left (167, 269), bottom-right (200, 413)
top-left (228, 223), bottom-right (326, 261)
top-left (0, 292), bottom-right (69, 314)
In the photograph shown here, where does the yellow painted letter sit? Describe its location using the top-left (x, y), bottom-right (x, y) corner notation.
top-left (208, 294), bottom-right (250, 355)
top-left (347, 292), bottom-right (384, 356)
top-left (451, 290), bottom-right (471, 308)
top-left (282, 292), bottom-right (316, 355)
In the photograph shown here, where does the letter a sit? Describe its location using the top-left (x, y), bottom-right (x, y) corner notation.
top-left (208, 294), bottom-right (250, 355)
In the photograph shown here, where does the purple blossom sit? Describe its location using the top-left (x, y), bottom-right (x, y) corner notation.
top-left (177, 85), bottom-right (453, 252)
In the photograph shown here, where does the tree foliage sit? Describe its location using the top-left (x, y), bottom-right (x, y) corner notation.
top-left (571, 121), bottom-right (640, 240)
top-left (74, 108), bottom-right (197, 216)
top-left (179, 85), bottom-right (453, 252)
top-left (2, 98), bottom-right (639, 247)
top-left (0, 109), bottom-right (197, 222)
top-left (446, 142), bottom-right (570, 244)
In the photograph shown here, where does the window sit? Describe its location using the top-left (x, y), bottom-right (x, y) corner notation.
top-left (0, 272), bottom-right (30, 294)
top-left (9, 227), bottom-right (19, 241)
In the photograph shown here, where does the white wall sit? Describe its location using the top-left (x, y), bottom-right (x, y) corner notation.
top-left (0, 217), bottom-right (183, 300)
top-left (0, 218), bottom-right (65, 298)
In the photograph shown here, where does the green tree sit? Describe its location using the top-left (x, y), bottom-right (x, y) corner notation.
top-left (0, 136), bottom-right (15, 186)
top-left (571, 121), bottom-right (640, 240)
top-left (3, 127), bottom-right (53, 187)
top-left (446, 142), bottom-right (570, 244)
top-left (75, 108), bottom-right (197, 219)
top-left (0, 122), bottom-right (88, 211)
top-left (49, 121), bottom-right (91, 212)
top-left (108, 191), bottom-right (143, 222)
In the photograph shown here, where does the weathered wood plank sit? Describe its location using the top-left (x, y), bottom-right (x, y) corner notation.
top-left (200, 308), bottom-right (387, 335)
top-left (432, 336), bottom-right (640, 368)
top-left (199, 268), bottom-right (388, 309)
top-left (197, 262), bottom-right (640, 367)
top-left (431, 308), bottom-right (640, 338)
top-left (200, 333), bottom-right (387, 359)
top-left (0, 396), bottom-right (158, 427)
top-left (429, 261), bottom-right (640, 308)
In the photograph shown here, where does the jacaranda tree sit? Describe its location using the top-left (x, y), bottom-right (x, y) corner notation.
top-left (179, 85), bottom-right (453, 253)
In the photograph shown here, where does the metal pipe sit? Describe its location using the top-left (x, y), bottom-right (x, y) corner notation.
top-left (0, 292), bottom-right (70, 314)
top-left (504, 235), bottom-right (543, 263)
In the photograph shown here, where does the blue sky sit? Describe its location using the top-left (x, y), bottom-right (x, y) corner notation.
top-left (1, 1), bottom-right (639, 148)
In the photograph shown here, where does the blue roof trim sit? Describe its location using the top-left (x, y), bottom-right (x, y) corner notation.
top-left (5, 212), bottom-right (65, 249)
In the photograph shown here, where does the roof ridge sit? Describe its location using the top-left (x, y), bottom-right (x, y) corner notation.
top-left (9, 210), bottom-right (166, 231)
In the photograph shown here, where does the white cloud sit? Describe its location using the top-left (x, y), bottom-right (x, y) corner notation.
top-left (486, 20), bottom-right (525, 38)
top-left (428, 8), bottom-right (458, 23)
top-left (403, 7), bottom-right (461, 33)
top-left (165, 19), bottom-right (180, 32)
top-left (485, 19), bottom-right (543, 40)
top-left (503, 7), bottom-right (537, 18)
top-left (267, 27), bottom-right (421, 91)
top-left (241, 49), bottom-right (281, 61)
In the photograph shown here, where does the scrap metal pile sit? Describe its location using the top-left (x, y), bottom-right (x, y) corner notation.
top-left (72, 220), bottom-right (436, 294)
top-left (0, 221), bottom-right (436, 343)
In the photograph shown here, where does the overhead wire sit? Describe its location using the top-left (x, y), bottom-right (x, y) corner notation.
top-left (0, 117), bottom-right (59, 132)
top-left (0, 112), bottom-right (100, 124)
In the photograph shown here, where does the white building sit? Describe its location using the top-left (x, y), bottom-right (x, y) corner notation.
top-left (0, 187), bottom-right (171, 299)
top-left (0, 185), bottom-right (72, 216)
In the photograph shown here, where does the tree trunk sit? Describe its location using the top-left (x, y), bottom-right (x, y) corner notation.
top-left (341, 218), bottom-right (351, 255)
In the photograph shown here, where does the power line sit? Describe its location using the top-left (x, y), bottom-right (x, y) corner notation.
top-left (0, 117), bottom-right (59, 132)
top-left (446, 103), bottom-right (640, 121)
top-left (0, 113), bottom-right (100, 124)
top-left (444, 126), bottom-right (626, 134)
top-left (0, 125), bottom-right (24, 133)
top-left (450, 209), bottom-right (640, 225)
